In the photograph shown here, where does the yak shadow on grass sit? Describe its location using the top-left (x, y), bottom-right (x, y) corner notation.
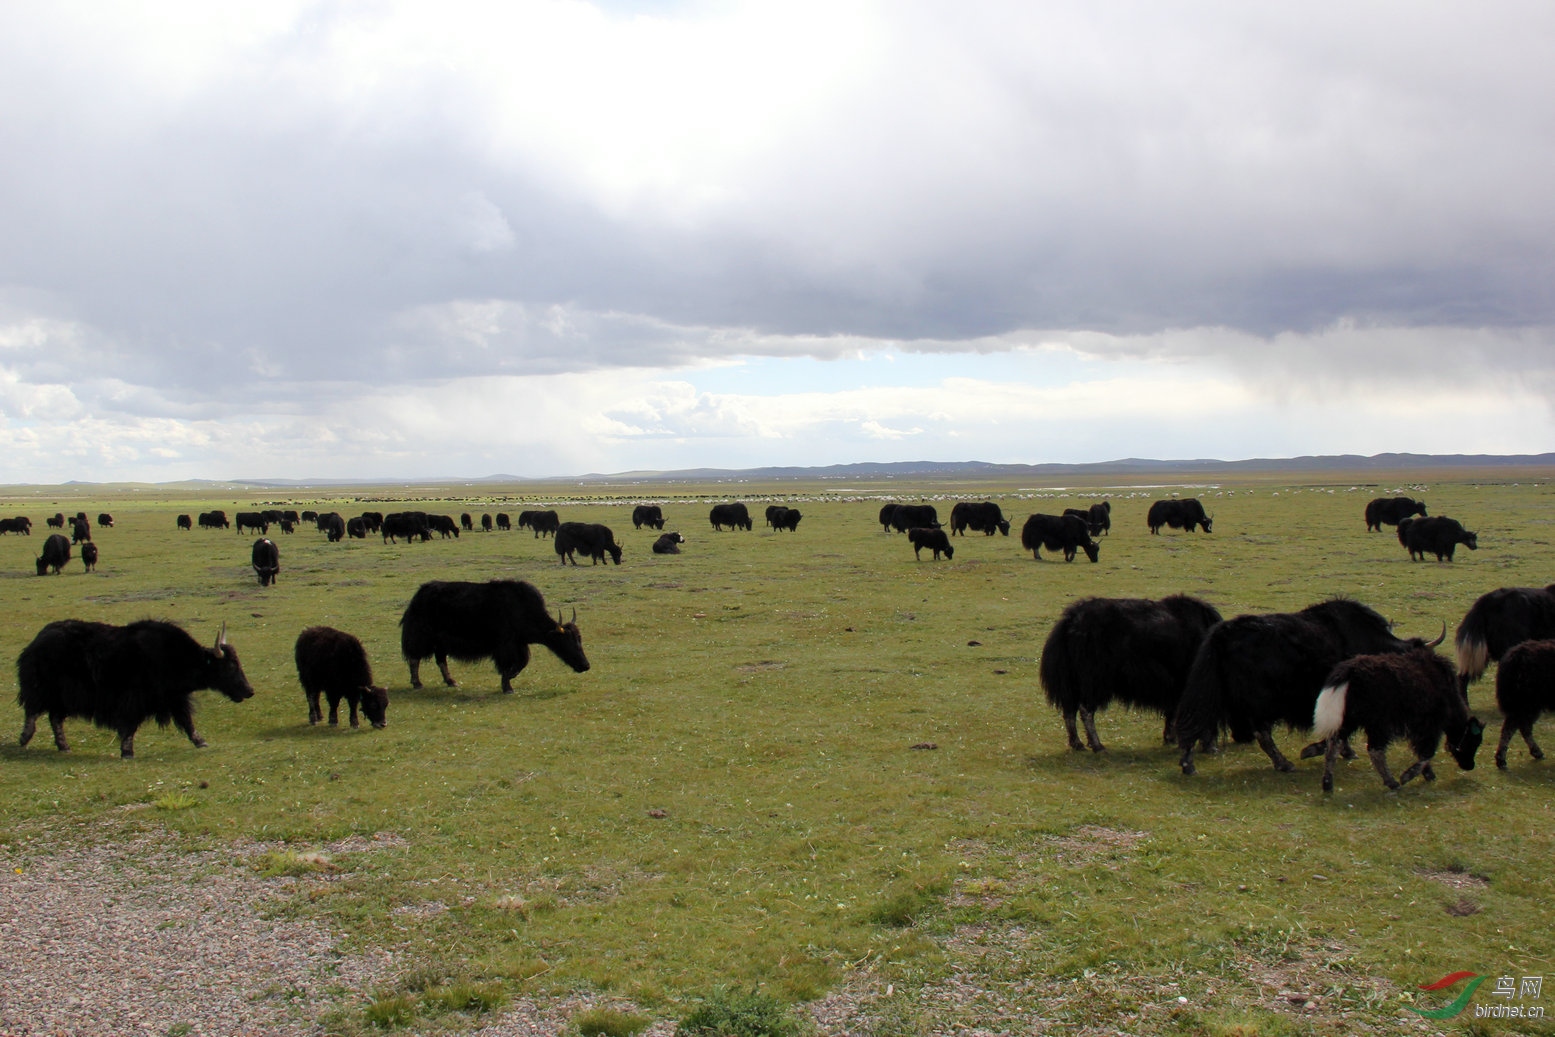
top-left (391, 681), bottom-right (581, 706)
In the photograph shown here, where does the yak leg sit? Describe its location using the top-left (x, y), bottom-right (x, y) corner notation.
top-left (1523, 724), bottom-right (1545, 762)
top-left (328, 693), bottom-right (341, 726)
top-left (435, 652), bottom-right (457, 687)
top-left (1496, 718), bottom-right (1517, 769)
top-left (408, 658), bottom-right (424, 689)
top-left (19, 712), bottom-right (40, 747)
top-left (1298, 738), bottom-right (1326, 760)
top-left (1321, 737), bottom-right (1344, 793)
top-left (1366, 746), bottom-right (1400, 789)
top-left (1396, 756), bottom-right (1432, 786)
top-left (307, 691), bottom-right (323, 725)
top-left (498, 644), bottom-right (533, 694)
top-left (1161, 715), bottom-right (1176, 745)
top-left (1254, 729), bottom-right (1295, 772)
top-left (1062, 710), bottom-right (1086, 751)
top-left (49, 713), bottom-right (69, 751)
top-left (1079, 708), bottom-right (1106, 752)
top-left (347, 695), bottom-right (360, 728)
top-left (1179, 742), bottom-right (1198, 775)
top-left (172, 708), bottom-right (206, 748)
top-left (118, 725), bottom-right (138, 758)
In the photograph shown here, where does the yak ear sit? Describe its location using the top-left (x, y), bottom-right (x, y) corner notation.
top-left (214, 621), bottom-right (228, 650)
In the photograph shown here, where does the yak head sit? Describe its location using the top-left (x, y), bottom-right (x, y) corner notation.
top-left (362, 686), bottom-right (390, 729)
top-left (546, 608), bottom-right (591, 673)
top-left (997, 519), bottom-right (1011, 536)
top-left (1081, 541), bottom-right (1100, 563)
top-left (1462, 530), bottom-right (1479, 550)
top-left (607, 542), bottom-right (624, 565)
top-left (210, 623), bottom-right (257, 702)
top-left (1448, 717), bottom-right (1485, 771)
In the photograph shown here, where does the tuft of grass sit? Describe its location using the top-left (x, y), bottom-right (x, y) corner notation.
top-left (250, 849), bottom-right (338, 878)
top-left (574, 1006), bottom-right (653, 1036)
top-left (153, 793), bottom-right (198, 811)
top-left (423, 980), bottom-right (506, 1014)
top-left (864, 875), bottom-right (949, 928)
top-left (676, 987), bottom-right (804, 1037)
top-left (363, 995), bottom-right (417, 1030)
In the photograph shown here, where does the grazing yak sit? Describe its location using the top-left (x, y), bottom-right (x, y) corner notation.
top-left (17, 620), bottom-right (254, 757)
top-left (1365, 496), bottom-right (1427, 532)
top-left (322, 512), bottom-right (347, 543)
top-left (1312, 647), bottom-right (1483, 791)
top-left (633, 505), bottom-right (666, 530)
top-left (1398, 516), bottom-right (1477, 561)
top-left (1492, 639), bottom-right (1555, 768)
top-left (198, 510), bottom-right (229, 530)
top-left (46, 513), bottom-right (65, 528)
top-left (346, 516), bottom-right (368, 539)
top-left (69, 516), bottom-right (91, 544)
top-left (1147, 498), bottom-right (1212, 534)
top-left (709, 503), bottom-right (753, 531)
top-left (251, 538), bottom-right (279, 586)
top-left (81, 542), bottom-right (98, 572)
top-left (555, 522), bottom-right (623, 565)
top-left (1020, 513), bottom-right (1100, 562)
top-left (461, 513), bottom-right (474, 531)
top-left (380, 512), bottom-right (430, 543)
top-left (481, 513), bottom-right (494, 532)
top-left (950, 501), bottom-right (1010, 537)
top-left (878, 504), bottom-right (900, 532)
top-left (1455, 584), bottom-right (1555, 700)
top-left (295, 626), bottom-right (388, 729)
top-left (97, 513), bottom-right (113, 528)
top-left (908, 527), bottom-right (953, 560)
top-left (496, 512), bottom-right (512, 531)
top-left (889, 504), bottom-right (940, 533)
top-left (0, 517), bottom-right (31, 535)
top-left (519, 510), bottom-right (559, 537)
top-left (235, 512), bottom-right (269, 535)
top-left (177, 514), bottom-right (193, 530)
top-left (1175, 599), bottom-right (1442, 775)
top-left (36, 534), bottom-right (71, 575)
top-left (359, 512), bottom-right (383, 533)
top-left (399, 579), bottom-right (591, 693)
top-left (428, 514), bottom-right (461, 539)
top-left (768, 507), bottom-right (802, 532)
top-left (1062, 502), bottom-right (1112, 537)
top-left (1040, 595), bottom-right (1224, 752)
top-left (301, 510), bottom-right (319, 522)
top-left (652, 532), bottom-right (686, 554)
top-left (278, 519), bottom-right (295, 534)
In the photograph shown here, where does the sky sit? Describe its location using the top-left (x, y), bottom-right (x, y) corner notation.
top-left (2, 1), bottom-right (1553, 482)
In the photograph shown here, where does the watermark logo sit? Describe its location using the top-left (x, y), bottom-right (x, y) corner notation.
top-left (1412, 971), bottom-right (1546, 1020)
top-left (1411, 972), bottom-right (1484, 1019)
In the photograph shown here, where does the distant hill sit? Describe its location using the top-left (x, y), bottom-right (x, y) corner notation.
top-left (26, 452), bottom-right (1555, 490)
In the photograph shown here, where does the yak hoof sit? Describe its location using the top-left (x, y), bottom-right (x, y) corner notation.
top-left (1298, 742), bottom-right (1325, 760)
top-left (1322, 776), bottom-right (1334, 793)
top-left (1422, 764), bottom-right (1436, 782)
top-left (1495, 753), bottom-right (1508, 770)
top-left (1533, 747), bottom-right (1546, 762)
top-left (1089, 743), bottom-right (1106, 753)
top-left (1181, 761), bottom-right (1196, 776)
top-left (192, 737), bottom-right (208, 748)
top-left (1275, 760), bottom-right (1294, 773)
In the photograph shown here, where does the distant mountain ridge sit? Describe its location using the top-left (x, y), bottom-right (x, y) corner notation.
top-left (162, 451), bottom-right (1555, 488)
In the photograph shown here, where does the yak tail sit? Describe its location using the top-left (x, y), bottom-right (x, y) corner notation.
top-left (1312, 681), bottom-right (1349, 741)
top-left (1174, 638), bottom-right (1227, 751)
top-left (1454, 608), bottom-right (1490, 686)
top-left (1038, 617), bottom-right (1076, 710)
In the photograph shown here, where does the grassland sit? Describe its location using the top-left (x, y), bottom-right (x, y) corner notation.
top-left (2, 473), bottom-right (1554, 1035)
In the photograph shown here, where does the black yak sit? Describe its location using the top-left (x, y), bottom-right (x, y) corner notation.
top-left (878, 503), bottom-right (900, 532)
top-left (346, 516), bottom-right (368, 539)
top-left (1399, 516), bottom-right (1477, 561)
top-left (1175, 599), bottom-right (1441, 775)
top-left (69, 516), bottom-right (91, 543)
top-left (950, 501), bottom-right (1010, 536)
top-left (519, 510), bottom-right (558, 537)
top-left (461, 512), bottom-right (474, 531)
top-left (652, 531), bottom-right (686, 554)
top-left (1365, 496), bottom-right (1427, 532)
top-left (35, 533), bottom-right (70, 575)
top-left (295, 626), bottom-right (388, 729)
top-left (496, 512), bottom-right (512, 531)
top-left (1455, 584), bottom-right (1555, 700)
top-left (177, 514), bottom-right (193, 530)
top-left (17, 620), bottom-right (254, 757)
top-left (1312, 647), bottom-right (1483, 791)
top-left (97, 513), bottom-right (114, 528)
top-left (81, 542), bottom-right (98, 573)
top-left (429, 514), bottom-right (461, 539)
top-left (481, 513), bottom-right (494, 532)
top-left (907, 527), bottom-right (953, 560)
top-left (1492, 639), bottom-right (1555, 768)
top-left (555, 522), bottom-right (623, 565)
top-left (399, 580), bottom-right (590, 693)
top-left (889, 504), bottom-right (939, 533)
top-left (251, 538), bottom-right (279, 586)
top-left (1147, 498), bottom-right (1211, 534)
top-left (1040, 595), bottom-right (1224, 752)
top-left (235, 512), bottom-right (269, 535)
top-left (769, 507), bottom-right (802, 532)
top-left (1021, 513), bottom-right (1100, 562)
top-left (633, 505), bottom-right (666, 530)
top-left (709, 503), bottom-right (752, 531)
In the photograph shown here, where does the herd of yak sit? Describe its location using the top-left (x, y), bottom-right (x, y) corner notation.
top-left (7, 491), bottom-right (1548, 793)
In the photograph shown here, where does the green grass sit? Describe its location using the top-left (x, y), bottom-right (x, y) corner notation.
top-left (3, 475), bottom-right (1555, 1034)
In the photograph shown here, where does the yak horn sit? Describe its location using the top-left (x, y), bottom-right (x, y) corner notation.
top-left (570, 607), bottom-right (577, 624)
top-left (1426, 622), bottom-right (1446, 648)
top-left (556, 609), bottom-right (563, 626)
top-left (215, 621), bottom-right (228, 650)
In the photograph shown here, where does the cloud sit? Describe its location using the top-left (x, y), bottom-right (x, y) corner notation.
top-left (1, 2), bottom-right (1553, 479)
